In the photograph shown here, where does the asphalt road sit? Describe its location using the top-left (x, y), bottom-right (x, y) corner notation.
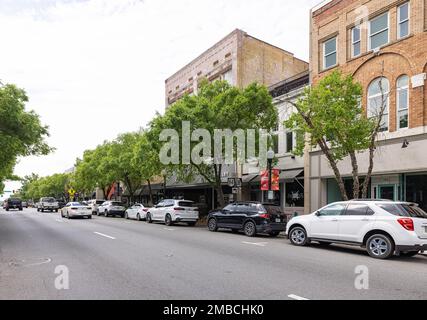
top-left (0, 208), bottom-right (426, 300)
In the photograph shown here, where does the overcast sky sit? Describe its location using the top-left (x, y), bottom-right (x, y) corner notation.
top-left (1, 0), bottom-right (319, 182)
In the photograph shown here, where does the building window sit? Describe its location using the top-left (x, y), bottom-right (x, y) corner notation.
top-left (323, 37), bottom-right (337, 69)
top-left (368, 77), bottom-right (390, 132)
top-left (223, 69), bottom-right (233, 85)
top-left (369, 12), bottom-right (389, 50)
top-left (397, 75), bottom-right (409, 129)
top-left (351, 25), bottom-right (361, 57)
top-left (286, 131), bottom-right (294, 153)
top-left (398, 2), bottom-right (410, 39)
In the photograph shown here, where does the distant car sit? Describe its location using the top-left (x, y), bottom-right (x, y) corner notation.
top-left (37, 197), bottom-right (59, 212)
top-left (22, 201), bottom-right (28, 208)
top-left (207, 202), bottom-right (287, 237)
top-left (286, 200), bottom-right (427, 259)
top-left (56, 200), bottom-right (66, 209)
top-left (4, 198), bottom-right (23, 211)
top-left (125, 203), bottom-right (149, 221)
top-left (97, 201), bottom-right (126, 218)
top-left (88, 199), bottom-right (106, 215)
top-left (61, 202), bottom-right (92, 219)
top-left (146, 199), bottom-right (199, 226)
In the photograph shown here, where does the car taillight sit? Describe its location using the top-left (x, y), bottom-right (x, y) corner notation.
top-left (259, 214), bottom-right (270, 219)
top-left (398, 218), bottom-right (414, 231)
top-left (174, 207), bottom-right (185, 211)
top-left (143, 208), bottom-right (148, 212)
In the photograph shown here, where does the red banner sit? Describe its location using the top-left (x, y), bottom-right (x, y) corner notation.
top-left (260, 169), bottom-right (280, 191)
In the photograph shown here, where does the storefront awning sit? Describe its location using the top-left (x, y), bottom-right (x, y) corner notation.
top-left (279, 169), bottom-right (304, 182)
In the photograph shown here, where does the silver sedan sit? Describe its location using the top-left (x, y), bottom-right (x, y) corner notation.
top-left (61, 202), bottom-right (92, 219)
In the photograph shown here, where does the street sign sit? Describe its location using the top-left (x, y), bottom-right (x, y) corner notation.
top-left (268, 191), bottom-right (274, 200)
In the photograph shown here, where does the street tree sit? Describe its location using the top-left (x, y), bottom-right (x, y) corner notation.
top-left (0, 84), bottom-right (52, 185)
top-left (151, 80), bottom-right (278, 207)
top-left (285, 70), bottom-right (388, 200)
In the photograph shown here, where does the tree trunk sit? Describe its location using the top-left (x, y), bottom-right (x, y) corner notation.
top-left (361, 145), bottom-right (375, 198)
top-left (215, 183), bottom-right (225, 208)
top-left (349, 151), bottom-right (360, 199)
top-left (147, 179), bottom-right (153, 206)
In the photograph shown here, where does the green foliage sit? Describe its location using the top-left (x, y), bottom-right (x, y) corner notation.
top-left (151, 80), bottom-right (278, 206)
top-left (0, 84), bottom-right (52, 185)
top-left (23, 173), bottom-right (70, 200)
top-left (285, 71), bottom-right (373, 160)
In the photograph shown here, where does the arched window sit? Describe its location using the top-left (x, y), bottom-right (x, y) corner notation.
top-left (368, 77), bottom-right (390, 132)
top-left (396, 75), bottom-right (409, 129)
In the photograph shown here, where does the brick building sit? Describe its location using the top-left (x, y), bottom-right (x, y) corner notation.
top-left (307, 0), bottom-right (427, 212)
top-left (163, 29), bottom-right (309, 208)
top-left (165, 29), bottom-right (308, 107)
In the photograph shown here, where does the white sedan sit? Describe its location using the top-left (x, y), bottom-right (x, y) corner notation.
top-left (61, 202), bottom-right (92, 219)
top-left (125, 203), bottom-right (149, 221)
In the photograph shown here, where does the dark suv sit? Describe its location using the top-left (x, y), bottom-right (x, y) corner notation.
top-left (4, 198), bottom-right (23, 211)
top-left (207, 202), bottom-right (287, 237)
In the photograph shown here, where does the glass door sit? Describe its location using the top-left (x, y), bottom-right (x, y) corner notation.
top-left (378, 185), bottom-right (396, 201)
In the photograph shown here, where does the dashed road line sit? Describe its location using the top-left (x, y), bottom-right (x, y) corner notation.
top-left (94, 232), bottom-right (116, 240)
top-left (288, 294), bottom-right (309, 300)
top-left (242, 241), bottom-right (268, 247)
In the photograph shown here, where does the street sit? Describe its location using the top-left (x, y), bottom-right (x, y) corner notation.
top-left (0, 208), bottom-right (426, 300)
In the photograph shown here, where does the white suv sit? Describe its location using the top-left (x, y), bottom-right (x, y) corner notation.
top-left (286, 200), bottom-right (427, 259)
top-left (147, 199), bottom-right (199, 226)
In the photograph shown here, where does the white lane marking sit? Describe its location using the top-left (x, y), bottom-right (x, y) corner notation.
top-left (242, 241), bottom-right (268, 247)
top-left (26, 258), bottom-right (52, 267)
top-left (288, 294), bottom-right (309, 301)
top-left (55, 218), bottom-right (64, 223)
top-left (164, 228), bottom-right (175, 231)
top-left (94, 232), bottom-right (116, 240)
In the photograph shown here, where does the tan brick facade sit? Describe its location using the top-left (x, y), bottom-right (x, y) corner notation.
top-left (311, 0), bottom-right (427, 132)
top-left (165, 29), bottom-right (308, 107)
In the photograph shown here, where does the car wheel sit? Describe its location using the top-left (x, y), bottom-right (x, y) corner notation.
top-left (55, 209), bottom-right (58, 213)
top-left (146, 213), bottom-right (153, 223)
top-left (165, 214), bottom-right (173, 226)
top-left (243, 221), bottom-right (257, 237)
top-left (41, 208), bottom-right (44, 212)
top-left (88, 215), bottom-right (92, 219)
top-left (208, 218), bottom-right (218, 232)
top-left (125, 212), bottom-right (129, 219)
top-left (289, 226), bottom-right (308, 246)
top-left (137, 213), bottom-right (142, 221)
top-left (187, 222), bottom-right (196, 227)
top-left (400, 251), bottom-right (420, 257)
top-left (67, 211), bottom-right (71, 219)
top-left (37, 208), bottom-right (40, 212)
top-left (104, 210), bottom-right (109, 217)
top-left (366, 234), bottom-right (395, 259)
top-left (269, 231), bottom-right (280, 237)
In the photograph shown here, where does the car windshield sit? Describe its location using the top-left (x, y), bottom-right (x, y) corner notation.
top-left (96, 200), bottom-right (105, 204)
top-left (263, 205), bottom-right (284, 215)
top-left (377, 203), bottom-right (427, 219)
top-left (178, 201), bottom-right (194, 207)
top-left (44, 198), bottom-right (56, 202)
top-left (70, 202), bottom-right (84, 206)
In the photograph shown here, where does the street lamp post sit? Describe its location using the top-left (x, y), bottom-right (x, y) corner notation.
top-left (266, 149), bottom-right (275, 203)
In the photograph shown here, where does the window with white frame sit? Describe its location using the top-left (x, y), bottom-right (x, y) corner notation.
top-left (398, 2), bottom-right (410, 39)
top-left (323, 37), bottom-right (337, 69)
top-left (369, 12), bottom-right (389, 50)
top-left (285, 131), bottom-right (295, 153)
top-left (396, 75), bottom-right (409, 129)
top-left (368, 77), bottom-right (390, 132)
top-left (351, 25), bottom-right (361, 57)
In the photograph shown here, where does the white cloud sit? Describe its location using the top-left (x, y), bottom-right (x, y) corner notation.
top-left (0, 0), bottom-right (319, 178)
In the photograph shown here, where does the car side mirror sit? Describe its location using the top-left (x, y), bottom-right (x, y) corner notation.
top-left (315, 211), bottom-right (321, 217)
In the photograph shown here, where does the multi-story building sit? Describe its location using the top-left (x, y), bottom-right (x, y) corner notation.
top-left (308, 0), bottom-right (427, 212)
top-left (164, 28), bottom-right (309, 208)
top-left (243, 71), bottom-right (309, 215)
top-left (165, 28), bottom-right (308, 107)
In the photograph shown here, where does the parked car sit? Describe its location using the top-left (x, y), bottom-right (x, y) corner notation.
top-left (61, 202), bottom-right (92, 219)
top-left (97, 201), bottom-right (126, 217)
top-left (286, 200), bottom-right (427, 259)
top-left (88, 199), bottom-right (106, 215)
top-left (147, 199), bottom-right (199, 226)
top-left (22, 201), bottom-right (28, 208)
top-left (37, 197), bottom-right (59, 212)
top-left (4, 198), bottom-right (23, 211)
top-left (207, 202), bottom-right (287, 237)
top-left (125, 203), bottom-right (149, 221)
